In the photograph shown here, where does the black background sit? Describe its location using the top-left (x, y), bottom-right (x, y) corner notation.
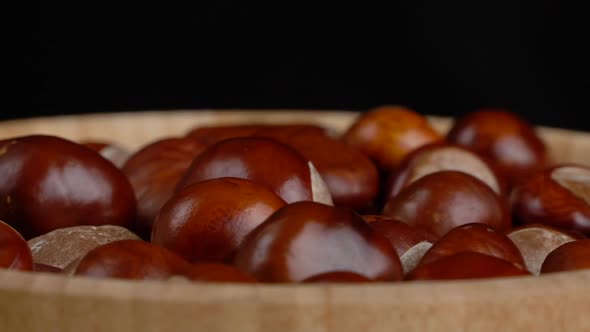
top-left (34, 1), bottom-right (587, 130)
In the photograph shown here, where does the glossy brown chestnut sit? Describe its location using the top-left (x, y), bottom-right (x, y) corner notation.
top-left (184, 263), bottom-right (257, 283)
top-left (540, 239), bottom-right (590, 273)
top-left (343, 105), bottom-right (442, 170)
top-left (34, 263), bottom-right (63, 273)
top-left (28, 225), bottom-right (140, 269)
top-left (407, 252), bottom-right (530, 281)
top-left (122, 137), bottom-right (207, 238)
top-left (74, 240), bottom-right (190, 280)
top-left (382, 171), bottom-right (511, 239)
top-left (0, 220), bottom-right (33, 270)
top-left (511, 164), bottom-right (590, 235)
top-left (447, 109), bottom-right (547, 186)
top-left (418, 223), bottom-right (525, 269)
top-left (186, 124), bottom-right (328, 146)
top-left (386, 143), bottom-right (505, 201)
top-left (302, 271), bottom-right (372, 283)
top-left (0, 135), bottom-right (137, 239)
top-left (152, 178), bottom-right (287, 263)
top-left (176, 137), bottom-right (333, 205)
top-left (234, 201), bottom-right (402, 283)
top-left (508, 224), bottom-right (577, 275)
top-left (82, 141), bottom-right (130, 168)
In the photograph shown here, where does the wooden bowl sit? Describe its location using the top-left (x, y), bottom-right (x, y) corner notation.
top-left (1, 110), bottom-right (589, 332)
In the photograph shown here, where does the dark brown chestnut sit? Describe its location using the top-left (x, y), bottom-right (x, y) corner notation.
top-left (382, 171), bottom-right (511, 239)
top-left (386, 142), bottom-right (505, 200)
top-left (363, 215), bottom-right (436, 257)
top-left (234, 201), bottom-right (402, 283)
top-left (184, 263), bottom-right (257, 283)
top-left (447, 109), bottom-right (547, 186)
top-left (0, 220), bottom-right (33, 270)
top-left (507, 224), bottom-right (578, 275)
top-left (540, 239), bottom-right (590, 273)
top-left (0, 135), bottom-right (137, 239)
top-left (407, 252), bottom-right (530, 281)
top-left (82, 141), bottom-right (130, 168)
top-left (176, 137), bottom-right (333, 205)
top-left (122, 137), bottom-right (207, 238)
top-left (418, 223), bottom-right (525, 269)
top-left (511, 164), bottom-right (590, 235)
top-left (302, 271), bottom-right (372, 283)
top-left (343, 105), bottom-right (443, 170)
top-left (152, 178), bottom-right (287, 263)
top-left (74, 240), bottom-right (190, 280)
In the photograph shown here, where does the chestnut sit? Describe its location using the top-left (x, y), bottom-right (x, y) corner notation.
top-left (184, 263), bottom-right (257, 283)
top-left (386, 143), bottom-right (505, 200)
top-left (0, 220), bottom-right (33, 270)
top-left (511, 164), bottom-right (590, 235)
top-left (152, 178), bottom-right (287, 263)
top-left (74, 240), bottom-right (190, 280)
top-left (0, 135), bottom-right (137, 239)
top-left (418, 223), bottom-right (525, 269)
top-left (122, 137), bottom-right (207, 238)
top-left (343, 105), bottom-right (442, 170)
top-left (82, 141), bottom-right (130, 168)
top-left (27, 225), bottom-right (140, 269)
top-left (302, 271), bottom-right (372, 283)
top-left (540, 239), bottom-right (590, 273)
top-left (382, 171), bottom-right (511, 239)
top-left (234, 201), bottom-right (402, 283)
top-left (176, 137), bottom-right (333, 205)
top-left (447, 109), bottom-right (547, 186)
top-left (507, 224), bottom-right (578, 275)
top-left (407, 252), bottom-right (530, 281)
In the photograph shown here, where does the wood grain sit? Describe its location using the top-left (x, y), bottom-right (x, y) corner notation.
top-left (1, 110), bottom-right (589, 332)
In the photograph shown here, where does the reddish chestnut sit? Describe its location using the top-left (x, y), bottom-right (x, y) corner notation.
top-left (82, 141), bottom-right (130, 168)
top-left (184, 263), bottom-right (257, 283)
top-left (234, 201), bottom-right (402, 283)
top-left (363, 215), bottom-right (436, 257)
top-left (540, 240), bottom-right (590, 273)
top-left (302, 271), bottom-right (372, 283)
top-left (0, 220), bottom-right (33, 270)
top-left (186, 124), bottom-right (328, 146)
top-left (343, 105), bottom-right (442, 170)
top-left (407, 252), bottom-right (530, 281)
top-left (176, 137), bottom-right (333, 205)
top-left (511, 164), bottom-right (590, 235)
top-left (418, 223), bottom-right (525, 269)
top-left (0, 135), bottom-right (137, 239)
top-left (447, 109), bottom-right (547, 186)
top-left (122, 137), bottom-right (206, 238)
top-left (382, 171), bottom-right (511, 239)
top-left (152, 178), bottom-right (287, 263)
top-left (386, 143), bottom-right (504, 200)
top-left (74, 240), bottom-right (190, 280)
top-left (508, 224), bottom-right (577, 275)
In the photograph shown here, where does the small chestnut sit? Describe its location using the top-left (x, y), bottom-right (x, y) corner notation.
top-left (122, 137), bottom-right (207, 238)
top-left (511, 164), bottom-right (590, 235)
top-left (152, 177), bottom-right (287, 263)
top-left (302, 271), bottom-right (372, 283)
top-left (382, 171), bottom-right (511, 239)
top-left (74, 240), bottom-right (190, 280)
top-left (176, 137), bottom-right (333, 205)
top-left (418, 223), bottom-right (525, 269)
top-left (27, 225), bottom-right (140, 269)
top-left (0, 135), bottom-right (137, 239)
top-left (234, 201), bottom-right (402, 283)
top-left (82, 141), bottom-right (130, 168)
top-left (184, 263), bottom-right (257, 283)
top-left (507, 224), bottom-right (578, 275)
top-left (0, 220), bottom-right (33, 270)
top-left (447, 109), bottom-right (547, 186)
top-left (407, 252), bottom-right (530, 281)
top-left (540, 239), bottom-right (590, 273)
top-left (343, 105), bottom-right (442, 170)
top-left (386, 143), bottom-right (505, 200)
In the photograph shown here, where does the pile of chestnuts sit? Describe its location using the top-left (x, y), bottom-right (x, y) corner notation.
top-left (1, 106), bottom-right (589, 283)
